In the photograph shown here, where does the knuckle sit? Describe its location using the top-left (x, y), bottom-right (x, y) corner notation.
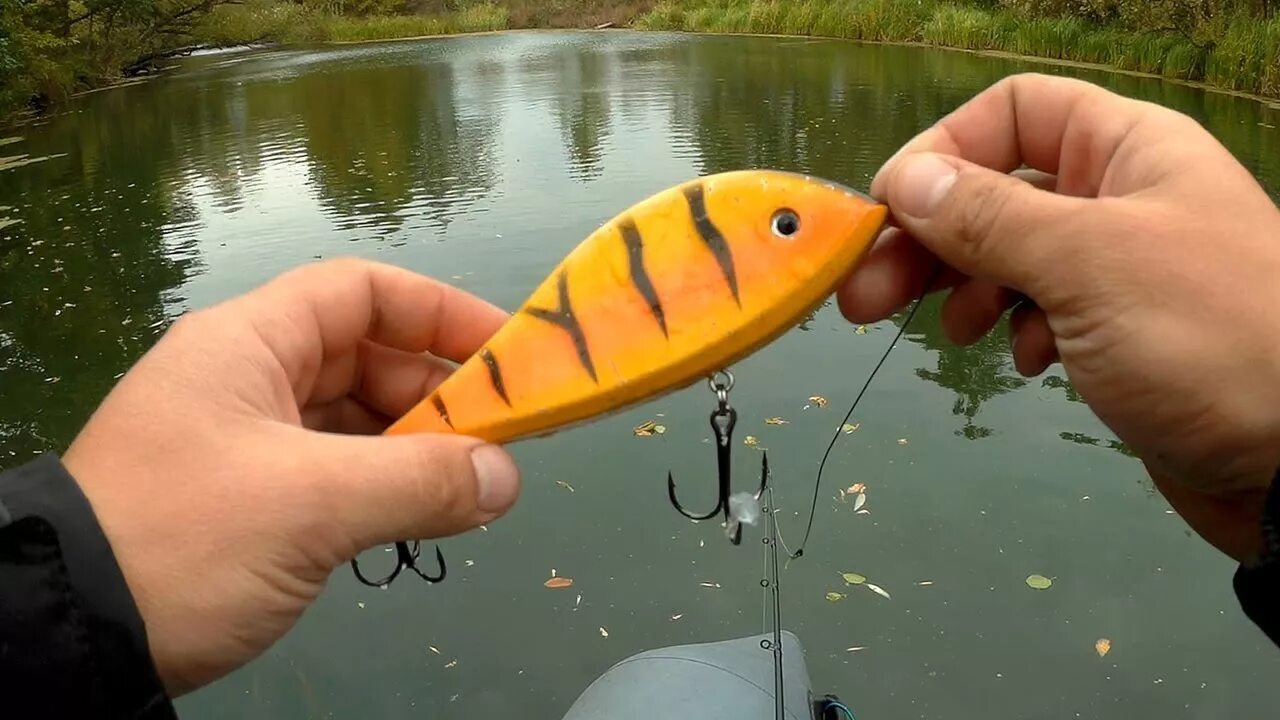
top-left (951, 175), bottom-right (1016, 260)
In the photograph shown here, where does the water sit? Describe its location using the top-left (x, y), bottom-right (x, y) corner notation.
top-left (3, 30), bottom-right (1280, 719)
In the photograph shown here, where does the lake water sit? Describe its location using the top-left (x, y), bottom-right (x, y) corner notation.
top-left (2, 29), bottom-right (1279, 720)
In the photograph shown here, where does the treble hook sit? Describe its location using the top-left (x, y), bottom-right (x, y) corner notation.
top-left (667, 370), bottom-right (768, 545)
top-left (350, 540), bottom-right (446, 588)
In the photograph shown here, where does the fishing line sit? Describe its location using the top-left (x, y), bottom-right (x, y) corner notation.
top-left (775, 261), bottom-right (943, 562)
top-left (756, 260), bottom-right (943, 720)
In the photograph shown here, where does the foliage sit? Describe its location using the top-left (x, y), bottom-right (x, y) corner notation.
top-left (636, 0), bottom-right (1279, 94)
top-left (2, 0), bottom-right (1278, 120)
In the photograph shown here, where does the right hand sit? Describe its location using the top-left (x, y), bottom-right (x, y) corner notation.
top-left (837, 73), bottom-right (1280, 563)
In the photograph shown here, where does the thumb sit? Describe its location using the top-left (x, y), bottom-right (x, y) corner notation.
top-left (304, 431), bottom-right (521, 551)
top-left (881, 152), bottom-right (1088, 299)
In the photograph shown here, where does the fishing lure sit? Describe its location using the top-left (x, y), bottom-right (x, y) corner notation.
top-left (355, 170), bottom-right (887, 586)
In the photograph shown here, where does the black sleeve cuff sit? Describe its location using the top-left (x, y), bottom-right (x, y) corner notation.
top-left (1234, 467), bottom-right (1280, 650)
top-left (0, 453), bottom-right (176, 719)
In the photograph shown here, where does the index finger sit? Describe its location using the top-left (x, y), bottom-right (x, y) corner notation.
top-left (869, 73), bottom-right (1158, 200)
top-left (231, 257), bottom-right (508, 386)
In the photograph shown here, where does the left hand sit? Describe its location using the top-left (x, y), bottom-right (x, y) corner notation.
top-left (63, 258), bottom-right (521, 695)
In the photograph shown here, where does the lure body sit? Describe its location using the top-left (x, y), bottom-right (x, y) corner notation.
top-left (386, 170), bottom-right (887, 443)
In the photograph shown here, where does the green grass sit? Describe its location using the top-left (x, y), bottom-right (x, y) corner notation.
top-left (635, 1), bottom-right (1277, 98)
top-left (295, 4), bottom-right (508, 42)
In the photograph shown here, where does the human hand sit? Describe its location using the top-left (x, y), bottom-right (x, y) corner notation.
top-left (838, 73), bottom-right (1280, 563)
top-left (61, 258), bottom-right (521, 695)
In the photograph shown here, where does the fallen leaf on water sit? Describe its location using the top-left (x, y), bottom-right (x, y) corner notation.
top-left (808, 395), bottom-right (828, 408)
top-left (826, 591), bottom-right (847, 602)
top-left (765, 417), bottom-right (789, 425)
top-left (556, 480), bottom-right (576, 493)
top-left (845, 646), bottom-right (866, 653)
top-left (841, 572), bottom-right (867, 585)
top-left (633, 420), bottom-right (658, 437)
top-left (865, 583), bottom-right (891, 599)
top-left (699, 581), bottom-right (722, 589)
top-left (849, 483), bottom-right (866, 494)
top-left (654, 424), bottom-right (667, 435)
top-left (744, 436), bottom-right (759, 446)
top-left (429, 646), bottom-right (441, 654)
top-left (855, 325), bottom-right (868, 335)
top-left (1025, 574), bottom-right (1053, 590)
top-left (445, 659), bottom-right (458, 668)
top-left (544, 576), bottom-right (574, 589)
top-left (853, 493), bottom-right (867, 512)
top-left (599, 627), bottom-right (609, 638)
top-left (671, 614), bottom-right (683, 621)
top-left (842, 423), bottom-right (861, 434)
top-left (897, 438), bottom-right (909, 446)
top-left (1095, 638), bottom-right (1111, 657)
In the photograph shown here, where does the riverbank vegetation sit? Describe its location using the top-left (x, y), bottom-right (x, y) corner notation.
top-left (635, 0), bottom-right (1279, 98)
top-left (2, 0), bottom-right (1277, 120)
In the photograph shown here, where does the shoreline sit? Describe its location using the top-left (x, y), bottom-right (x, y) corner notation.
top-left (330, 27), bottom-right (1280, 109)
top-left (9, 25), bottom-right (1279, 128)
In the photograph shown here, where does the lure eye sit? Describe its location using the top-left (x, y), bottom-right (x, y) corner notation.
top-left (771, 209), bottom-right (800, 239)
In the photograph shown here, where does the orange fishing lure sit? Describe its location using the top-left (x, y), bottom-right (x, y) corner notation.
top-left (386, 170), bottom-right (887, 443)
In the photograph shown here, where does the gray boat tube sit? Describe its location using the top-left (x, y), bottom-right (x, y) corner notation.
top-left (561, 631), bottom-right (821, 720)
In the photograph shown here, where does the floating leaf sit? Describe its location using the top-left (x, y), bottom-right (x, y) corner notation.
top-left (599, 627), bottom-right (609, 638)
top-left (855, 325), bottom-right (868, 335)
top-left (653, 424), bottom-right (667, 435)
top-left (670, 614), bottom-right (683, 621)
top-left (865, 583), bottom-right (891, 599)
top-left (842, 423), bottom-right (861, 434)
top-left (1025, 574), bottom-right (1053, 590)
top-left (544, 576), bottom-right (574, 589)
top-left (808, 395), bottom-right (828, 408)
top-left (1095, 638), bottom-right (1111, 657)
top-left (853, 493), bottom-right (867, 512)
top-left (743, 436), bottom-right (759, 446)
top-left (849, 483), bottom-right (866, 494)
top-left (633, 420), bottom-right (658, 437)
top-left (841, 572), bottom-right (867, 585)
top-left (897, 438), bottom-right (909, 446)
top-left (765, 417), bottom-right (789, 425)
top-left (826, 591), bottom-right (847, 602)
top-left (556, 480), bottom-right (575, 493)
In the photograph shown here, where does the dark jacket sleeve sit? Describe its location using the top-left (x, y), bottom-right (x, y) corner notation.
top-left (0, 453), bottom-right (177, 719)
top-left (1234, 467), bottom-right (1280, 649)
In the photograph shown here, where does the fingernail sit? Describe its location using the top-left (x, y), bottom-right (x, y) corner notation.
top-left (471, 444), bottom-right (519, 513)
top-left (894, 153), bottom-right (958, 219)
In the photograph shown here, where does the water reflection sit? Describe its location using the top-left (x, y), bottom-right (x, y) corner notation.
top-left (296, 60), bottom-right (501, 234)
top-left (554, 47), bottom-right (614, 182)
